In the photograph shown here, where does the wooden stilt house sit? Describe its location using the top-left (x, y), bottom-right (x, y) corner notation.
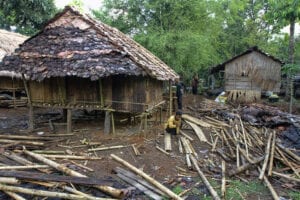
top-left (0, 29), bottom-right (28, 107)
top-left (0, 6), bottom-right (178, 132)
top-left (210, 46), bottom-right (283, 102)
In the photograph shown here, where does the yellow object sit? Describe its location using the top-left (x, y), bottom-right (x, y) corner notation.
top-left (164, 115), bottom-right (181, 134)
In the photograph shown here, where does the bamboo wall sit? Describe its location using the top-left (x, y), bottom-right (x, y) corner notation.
top-left (225, 51), bottom-right (281, 93)
top-left (0, 77), bottom-right (24, 90)
top-left (28, 76), bottom-right (163, 113)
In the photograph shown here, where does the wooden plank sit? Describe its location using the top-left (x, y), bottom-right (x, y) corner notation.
top-left (0, 171), bottom-right (112, 186)
top-left (185, 121), bottom-right (208, 143)
top-left (111, 154), bottom-right (183, 200)
top-left (164, 132), bottom-right (172, 152)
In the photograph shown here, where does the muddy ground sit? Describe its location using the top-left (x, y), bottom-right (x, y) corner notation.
top-left (0, 94), bottom-right (299, 199)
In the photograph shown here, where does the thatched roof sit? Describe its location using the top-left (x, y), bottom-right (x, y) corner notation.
top-left (0, 29), bottom-right (28, 60)
top-left (0, 6), bottom-right (178, 81)
top-left (210, 46), bottom-right (284, 74)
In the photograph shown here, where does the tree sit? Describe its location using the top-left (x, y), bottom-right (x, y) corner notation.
top-left (0, 0), bottom-right (57, 35)
top-left (266, 0), bottom-right (300, 64)
top-left (93, 0), bottom-right (223, 79)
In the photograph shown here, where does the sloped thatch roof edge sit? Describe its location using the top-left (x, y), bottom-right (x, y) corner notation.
top-left (16, 6), bottom-right (179, 81)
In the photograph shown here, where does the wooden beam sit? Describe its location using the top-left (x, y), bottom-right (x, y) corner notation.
top-left (169, 80), bottom-right (172, 117)
top-left (67, 109), bottom-right (72, 133)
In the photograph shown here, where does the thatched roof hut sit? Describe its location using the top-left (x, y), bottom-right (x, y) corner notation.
top-left (0, 29), bottom-right (28, 102)
top-left (210, 46), bottom-right (283, 102)
top-left (0, 6), bottom-right (178, 132)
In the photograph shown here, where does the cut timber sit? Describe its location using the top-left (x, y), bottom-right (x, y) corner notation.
top-left (182, 114), bottom-right (213, 128)
top-left (272, 171), bottom-right (300, 183)
top-left (117, 173), bottom-right (162, 200)
top-left (4, 152), bottom-right (51, 174)
top-left (156, 146), bottom-right (170, 156)
top-left (4, 191), bottom-right (26, 200)
top-left (114, 167), bottom-right (164, 196)
top-left (179, 130), bottom-right (194, 141)
top-left (116, 170), bottom-right (162, 200)
top-left (0, 165), bottom-right (49, 170)
top-left (185, 121), bottom-right (208, 142)
top-left (0, 171), bottom-right (112, 186)
top-left (186, 154), bottom-right (192, 170)
top-left (258, 168), bottom-right (279, 200)
top-left (228, 156), bottom-right (264, 176)
top-left (0, 177), bottom-right (20, 185)
top-left (111, 154), bottom-right (183, 200)
top-left (88, 145), bottom-right (127, 152)
top-left (178, 138), bottom-right (183, 154)
top-left (23, 149), bottom-right (124, 199)
top-left (0, 139), bottom-right (43, 146)
top-left (132, 144), bottom-right (141, 156)
top-left (259, 132), bottom-right (273, 180)
top-left (268, 132), bottom-right (276, 176)
top-left (29, 154), bottom-right (102, 160)
top-left (0, 183), bottom-right (108, 200)
top-left (221, 161), bottom-right (226, 199)
top-left (0, 135), bottom-right (53, 140)
top-left (190, 155), bottom-right (221, 200)
top-left (164, 132), bottom-right (172, 152)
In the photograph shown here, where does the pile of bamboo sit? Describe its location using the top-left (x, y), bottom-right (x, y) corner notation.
top-left (0, 133), bottom-right (129, 199)
top-left (182, 111), bottom-right (300, 199)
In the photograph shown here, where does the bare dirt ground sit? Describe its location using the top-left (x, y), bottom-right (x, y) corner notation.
top-left (0, 94), bottom-right (298, 199)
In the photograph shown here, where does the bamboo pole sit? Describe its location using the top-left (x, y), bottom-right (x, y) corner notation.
top-left (257, 168), bottom-right (280, 200)
top-left (111, 154), bottom-right (183, 200)
top-left (22, 74), bottom-right (33, 131)
top-left (275, 147), bottom-right (300, 177)
top-left (4, 191), bottom-right (26, 200)
top-left (0, 183), bottom-right (96, 200)
top-left (268, 131), bottom-right (276, 176)
top-left (228, 156), bottom-right (264, 176)
top-left (259, 132), bottom-right (273, 180)
top-left (87, 145), bottom-right (127, 152)
top-left (178, 138), bottom-right (183, 154)
top-left (221, 130), bottom-right (235, 158)
top-left (164, 132), bottom-right (172, 152)
top-left (190, 155), bottom-right (221, 200)
top-left (272, 171), bottom-right (300, 183)
top-left (0, 139), bottom-right (44, 146)
top-left (186, 154), bottom-right (192, 170)
top-left (277, 144), bottom-right (300, 163)
top-left (156, 146), bottom-right (170, 156)
top-left (0, 165), bottom-right (49, 170)
top-left (221, 161), bottom-right (226, 199)
top-left (211, 136), bottom-right (219, 152)
top-left (169, 80), bottom-right (172, 117)
top-left (4, 152), bottom-right (51, 174)
top-left (179, 130), bottom-right (194, 141)
top-left (23, 149), bottom-right (125, 198)
top-left (34, 154), bottom-right (103, 160)
top-left (0, 177), bottom-right (20, 185)
top-left (132, 144), bottom-right (141, 156)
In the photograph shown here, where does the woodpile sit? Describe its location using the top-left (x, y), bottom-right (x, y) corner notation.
top-left (0, 133), bottom-right (127, 199)
top-left (179, 106), bottom-right (300, 199)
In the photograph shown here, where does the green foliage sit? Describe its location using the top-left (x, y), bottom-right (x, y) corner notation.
top-left (0, 0), bottom-right (57, 35)
top-left (93, 0), bottom-right (297, 80)
top-left (172, 185), bottom-right (183, 194)
top-left (288, 191), bottom-right (300, 199)
top-left (282, 63), bottom-right (300, 76)
top-left (68, 0), bottom-right (84, 13)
